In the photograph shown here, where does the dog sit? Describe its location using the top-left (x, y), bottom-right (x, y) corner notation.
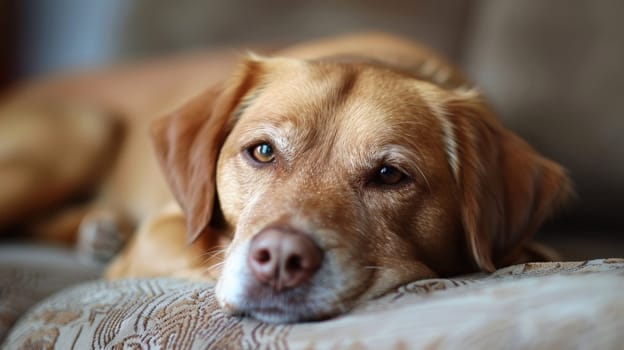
top-left (0, 33), bottom-right (571, 323)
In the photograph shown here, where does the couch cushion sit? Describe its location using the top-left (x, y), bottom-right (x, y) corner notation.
top-left (3, 259), bottom-right (623, 349)
top-left (0, 244), bottom-right (102, 342)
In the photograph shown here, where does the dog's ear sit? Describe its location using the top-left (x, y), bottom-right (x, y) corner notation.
top-left (150, 58), bottom-right (264, 243)
top-left (444, 91), bottom-right (572, 272)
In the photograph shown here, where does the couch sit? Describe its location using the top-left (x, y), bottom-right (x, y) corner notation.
top-left (2, 249), bottom-right (623, 348)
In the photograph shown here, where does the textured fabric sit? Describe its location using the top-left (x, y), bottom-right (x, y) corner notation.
top-left (3, 259), bottom-right (623, 349)
top-left (0, 245), bottom-right (102, 342)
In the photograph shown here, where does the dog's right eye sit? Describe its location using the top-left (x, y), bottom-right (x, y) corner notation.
top-left (378, 165), bottom-right (404, 185)
top-left (367, 164), bottom-right (409, 188)
top-left (249, 143), bottom-right (275, 164)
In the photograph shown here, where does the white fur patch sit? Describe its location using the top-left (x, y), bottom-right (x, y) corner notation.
top-left (214, 240), bottom-right (251, 309)
top-left (417, 86), bottom-right (483, 182)
top-left (438, 114), bottom-right (460, 180)
top-left (421, 91), bottom-right (460, 181)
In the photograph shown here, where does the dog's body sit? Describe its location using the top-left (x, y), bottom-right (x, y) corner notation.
top-left (0, 33), bottom-right (571, 322)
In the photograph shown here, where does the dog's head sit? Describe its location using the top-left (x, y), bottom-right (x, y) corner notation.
top-left (151, 55), bottom-right (571, 323)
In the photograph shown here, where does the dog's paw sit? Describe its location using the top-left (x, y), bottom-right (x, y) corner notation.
top-left (77, 212), bottom-right (130, 262)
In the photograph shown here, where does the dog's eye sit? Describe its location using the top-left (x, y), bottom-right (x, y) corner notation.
top-left (374, 165), bottom-right (406, 185)
top-left (250, 143), bottom-right (275, 163)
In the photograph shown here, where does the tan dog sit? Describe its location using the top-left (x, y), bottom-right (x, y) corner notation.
top-left (0, 33), bottom-right (571, 323)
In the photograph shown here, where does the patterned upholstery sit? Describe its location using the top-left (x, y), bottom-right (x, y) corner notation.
top-left (2, 259), bottom-right (623, 349)
top-left (0, 245), bottom-right (102, 342)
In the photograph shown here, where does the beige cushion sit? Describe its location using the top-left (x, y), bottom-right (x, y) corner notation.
top-left (0, 245), bottom-right (101, 342)
top-left (4, 259), bottom-right (623, 349)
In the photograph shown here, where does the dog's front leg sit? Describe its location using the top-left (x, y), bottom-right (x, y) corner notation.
top-left (104, 203), bottom-right (225, 281)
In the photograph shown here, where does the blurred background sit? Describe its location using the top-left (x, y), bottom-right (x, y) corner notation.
top-left (1, 0), bottom-right (622, 257)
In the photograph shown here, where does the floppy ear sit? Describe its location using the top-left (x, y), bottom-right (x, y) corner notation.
top-left (150, 59), bottom-right (264, 243)
top-left (445, 91), bottom-right (573, 272)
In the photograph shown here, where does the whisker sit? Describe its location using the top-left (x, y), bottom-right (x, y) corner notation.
top-left (208, 261), bottom-right (227, 272)
top-left (207, 261), bottom-right (226, 270)
top-left (199, 247), bottom-right (228, 261)
top-left (202, 256), bottom-right (226, 268)
top-left (199, 244), bottom-right (229, 256)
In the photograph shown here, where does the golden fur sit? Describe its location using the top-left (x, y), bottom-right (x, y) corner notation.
top-left (0, 33), bottom-right (571, 322)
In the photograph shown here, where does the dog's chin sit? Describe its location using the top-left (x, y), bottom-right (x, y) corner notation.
top-left (246, 305), bottom-right (330, 324)
top-left (218, 291), bottom-right (343, 324)
top-left (216, 278), bottom-right (357, 323)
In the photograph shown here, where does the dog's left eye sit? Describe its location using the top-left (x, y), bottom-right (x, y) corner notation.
top-left (373, 165), bottom-right (406, 186)
top-left (249, 143), bottom-right (275, 163)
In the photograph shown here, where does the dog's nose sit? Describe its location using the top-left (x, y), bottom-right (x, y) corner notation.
top-left (247, 227), bottom-right (322, 291)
